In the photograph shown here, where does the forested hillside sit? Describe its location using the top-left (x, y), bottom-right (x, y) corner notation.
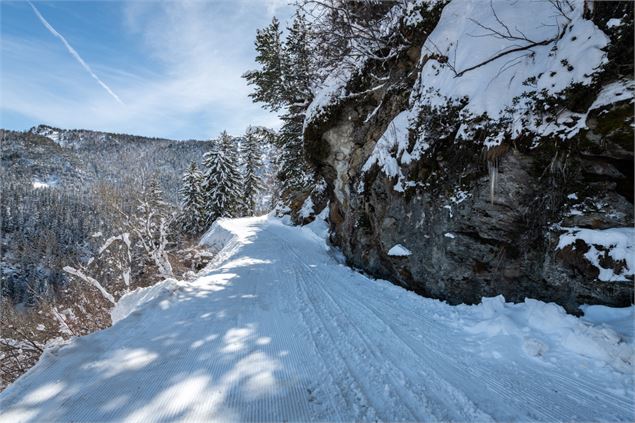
top-left (1, 126), bottom-right (213, 303)
top-left (0, 125), bottom-right (278, 388)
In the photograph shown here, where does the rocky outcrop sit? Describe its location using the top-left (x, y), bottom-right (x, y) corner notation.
top-left (304, 0), bottom-right (634, 313)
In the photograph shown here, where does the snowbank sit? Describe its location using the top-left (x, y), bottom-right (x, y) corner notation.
top-left (113, 218), bottom-right (270, 326)
top-left (297, 207), bottom-right (331, 251)
top-left (200, 219), bottom-right (237, 251)
top-left (200, 216), bottom-right (268, 266)
top-left (581, 304), bottom-right (635, 343)
top-left (111, 279), bottom-right (183, 325)
top-left (460, 296), bottom-right (634, 373)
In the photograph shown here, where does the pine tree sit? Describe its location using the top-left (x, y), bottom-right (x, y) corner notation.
top-left (242, 17), bottom-right (285, 112)
top-left (201, 132), bottom-right (243, 224)
top-left (178, 161), bottom-right (205, 234)
top-left (244, 12), bottom-right (318, 208)
top-left (241, 127), bottom-right (265, 215)
top-left (282, 12), bottom-right (314, 102)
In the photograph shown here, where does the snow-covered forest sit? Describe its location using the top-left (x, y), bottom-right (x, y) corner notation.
top-left (0, 126), bottom-right (279, 387)
top-left (0, 0), bottom-right (633, 421)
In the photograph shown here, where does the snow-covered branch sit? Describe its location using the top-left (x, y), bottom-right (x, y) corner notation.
top-left (63, 266), bottom-right (116, 305)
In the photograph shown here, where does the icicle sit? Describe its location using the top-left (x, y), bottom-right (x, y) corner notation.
top-left (488, 159), bottom-right (498, 204)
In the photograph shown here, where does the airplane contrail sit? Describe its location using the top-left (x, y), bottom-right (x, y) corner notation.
top-left (28, 1), bottom-right (124, 105)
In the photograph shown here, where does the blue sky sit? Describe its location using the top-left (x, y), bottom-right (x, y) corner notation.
top-left (1, 0), bottom-right (292, 139)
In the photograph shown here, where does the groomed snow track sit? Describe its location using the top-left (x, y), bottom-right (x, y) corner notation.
top-left (1, 216), bottom-right (633, 422)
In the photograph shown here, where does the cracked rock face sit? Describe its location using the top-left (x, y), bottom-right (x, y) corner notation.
top-left (305, 56), bottom-right (633, 315)
top-left (302, 1), bottom-right (634, 313)
top-left (309, 103), bottom-right (633, 313)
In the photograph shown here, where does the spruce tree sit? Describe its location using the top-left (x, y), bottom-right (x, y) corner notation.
top-left (241, 127), bottom-right (265, 215)
top-left (178, 161), bottom-right (205, 234)
top-left (201, 132), bottom-right (243, 224)
top-left (277, 12), bottom-right (317, 200)
top-left (282, 12), bottom-right (313, 102)
top-left (244, 12), bottom-right (318, 207)
top-left (242, 17), bottom-right (285, 111)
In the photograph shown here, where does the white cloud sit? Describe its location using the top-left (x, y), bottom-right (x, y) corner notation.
top-left (1, 0), bottom-right (291, 139)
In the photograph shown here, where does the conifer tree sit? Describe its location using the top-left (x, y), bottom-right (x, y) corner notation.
top-left (244, 12), bottom-right (318, 207)
top-left (283, 12), bottom-right (313, 102)
top-left (178, 161), bottom-right (205, 234)
top-left (241, 127), bottom-right (265, 215)
top-left (201, 132), bottom-right (243, 224)
top-left (243, 17), bottom-right (285, 111)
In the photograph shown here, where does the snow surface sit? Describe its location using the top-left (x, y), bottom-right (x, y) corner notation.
top-left (589, 80), bottom-right (635, 111)
top-left (387, 244), bottom-right (412, 257)
top-left (557, 227), bottom-right (635, 282)
top-left (298, 196), bottom-right (315, 219)
top-left (1, 215), bottom-right (633, 422)
top-left (31, 176), bottom-right (59, 189)
top-left (416, 0), bottom-right (609, 143)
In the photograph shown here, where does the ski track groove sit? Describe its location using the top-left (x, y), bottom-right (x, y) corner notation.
top-left (280, 233), bottom-right (497, 422)
top-left (340, 273), bottom-right (634, 419)
top-left (275, 236), bottom-right (378, 421)
top-left (277, 260), bottom-right (348, 422)
top-left (276, 233), bottom-right (433, 422)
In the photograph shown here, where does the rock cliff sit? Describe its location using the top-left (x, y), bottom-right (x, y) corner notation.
top-left (303, 0), bottom-right (634, 313)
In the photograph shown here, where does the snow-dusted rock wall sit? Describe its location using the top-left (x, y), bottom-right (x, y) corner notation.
top-left (304, 0), bottom-right (633, 312)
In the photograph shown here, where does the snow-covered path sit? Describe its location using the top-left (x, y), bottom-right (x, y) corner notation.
top-left (1, 216), bottom-right (633, 422)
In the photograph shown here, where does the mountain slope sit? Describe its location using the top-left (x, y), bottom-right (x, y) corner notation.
top-left (1, 215), bottom-right (632, 422)
top-left (1, 126), bottom-right (216, 304)
top-left (25, 125), bottom-right (215, 202)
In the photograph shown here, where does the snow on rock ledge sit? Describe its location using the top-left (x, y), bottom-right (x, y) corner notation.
top-left (388, 244), bottom-right (412, 257)
top-left (557, 227), bottom-right (635, 282)
top-left (589, 80), bottom-right (635, 111)
top-left (414, 0), bottom-right (610, 143)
